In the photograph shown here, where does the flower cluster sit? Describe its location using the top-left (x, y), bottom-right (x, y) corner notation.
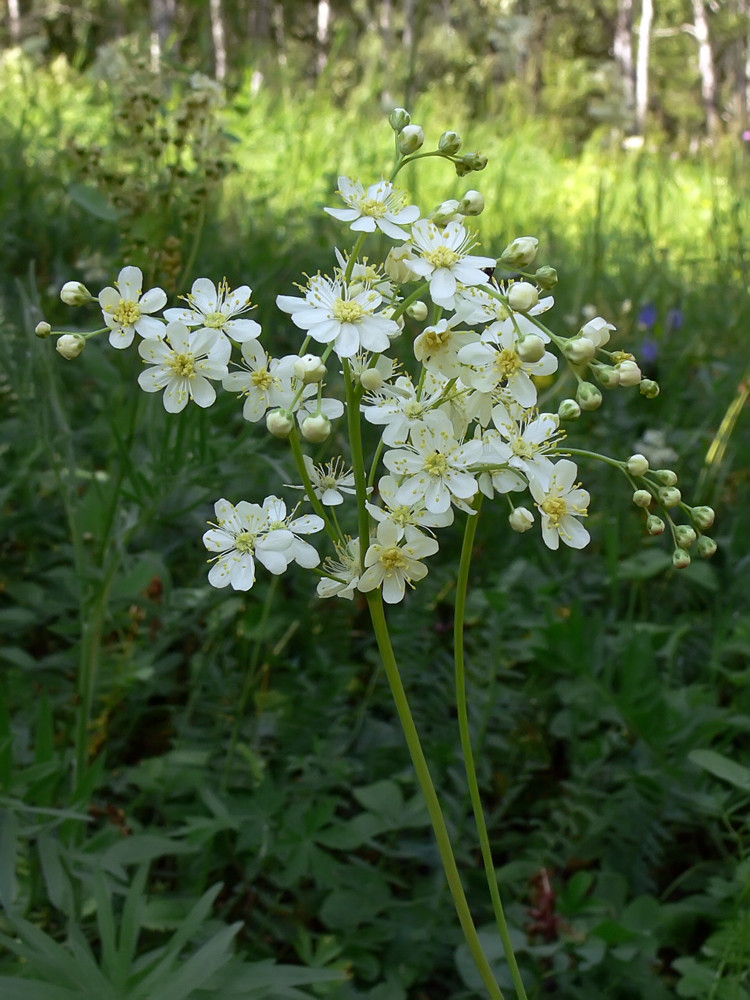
top-left (48, 109), bottom-right (715, 602)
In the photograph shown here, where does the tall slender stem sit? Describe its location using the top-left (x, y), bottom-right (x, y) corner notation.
top-left (366, 591), bottom-right (505, 1000)
top-left (455, 502), bottom-right (528, 1000)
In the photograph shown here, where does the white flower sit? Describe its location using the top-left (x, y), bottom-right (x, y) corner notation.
top-left (362, 374), bottom-right (448, 447)
top-left (458, 324), bottom-right (557, 407)
top-left (358, 519), bottom-right (439, 604)
top-left (262, 496), bottom-right (324, 568)
top-left (413, 318), bottom-right (479, 379)
top-left (203, 498), bottom-right (295, 591)
top-left (277, 274), bottom-right (399, 359)
top-left (137, 321), bottom-right (229, 412)
top-left (223, 341), bottom-right (299, 422)
top-left (99, 265), bottom-right (167, 349)
top-left (490, 401), bottom-right (563, 477)
top-left (292, 456), bottom-right (357, 507)
top-left (580, 316), bottom-right (615, 347)
top-left (325, 177), bottom-right (420, 240)
top-left (366, 475), bottom-right (454, 539)
top-left (405, 220), bottom-right (495, 309)
top-left (164, 277), bottom-right (261, 346)
top-left (528, 459), bottom-right (590, 550)
top-left (317, 538), bottom-right (361, 600)
top-left (383, 412), bottom-right (483, 514)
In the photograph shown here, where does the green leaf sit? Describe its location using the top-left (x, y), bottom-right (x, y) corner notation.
top-left (689, 749), bottom-right (750, 791)
top-left (68, 183), bottom-right (120, 222)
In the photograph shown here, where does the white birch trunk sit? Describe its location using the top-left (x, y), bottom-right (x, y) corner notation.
top-left (691, 0), bottom-right (717, 138)
top-left (8, 0), bottom-right (20, 42)
top-left (635, 0), bottom-right (653, 134)
top-left (210, 0), bottom-right (227, 81)
top-left (316, 0), bottom-right (331, 77)
top-left (613, 0), bottom-right (635, 122)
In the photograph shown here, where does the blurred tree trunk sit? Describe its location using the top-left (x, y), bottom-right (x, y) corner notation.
top-left (8, 0), bottom-right (20, 42)
top-left (210, 0), bottom-right (227, 81)
top-left (316, 0), bottom-right (331, 77)
top-left (613, 0), bottom-right (635, 126)
top-left (247, 0), bottom-right (273, 41)
top-left (734, 0), bottom-right (749, 135)
top-left (691, 0), bottom-right (717, 139)
top-left (149, 0), bottom-right (175, 72)
top-left (635, 0), bottom-right (653, 133)
top-left (403, 0), bottom-right (419, 108)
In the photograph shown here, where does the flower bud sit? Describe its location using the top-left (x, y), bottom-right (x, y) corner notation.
top-left (564, 337), bottom-right (596, 365)
top-left (385, 243), bottom-right (416, 283)
top-left (657, 486), bottom-right (682, 508)
top-left (616, 359), bottom-right (642, 386)
top-left (294, 353), bottom-right (327, 384)
top-left (507, 281), bottom-right (538, 313)
top-left (632, 489), bottom-right (652, 508)
top-left (517, 334), bottom-right (546, 363)
top-left (576, 382), bottom-right (602, 411)
top-left (509, 507), bottom-right (534, 533)
top-left (56, 334), bottom-right (86, 359)
top-left (594, 364), bottom-right (620, 389)
top-left (301, 413), bottom-right (332, 443)
top-left (438, 130), bottom-right (462, 155)
top-left (696, 535), bottom-right (717, 558)
top-left (674, 524), bottom-right (697, 548)
top-left (266, 408), bottom-right (294, 438)
top-left (398, 124), bottom-right (424, 154)
top-left (646, 515), bottom-right (665, 535)
top-left (672, 548), bottom-right (691, 569)
top-left (431, 199), bottom-right (460, 226)
top-left (558, 398), bottom-right (581, 421)
top-left (360, 367), bottom-right (384, 391)
top-left (458, 189), bottom-right (484, 216)
top-left (580, 317), bottom-right (614, 347)
top-left (655, 469), bottom-right (678, 486)
top-left (690, 505), bottom-right (715, 530)
top-left (389, 107), bottom-right (411, 131)
top-left (626, 454), bottom-right (649, 476)
top-left (500, 237), bottom-right (538, 269)
top-left (535, 266), bottom-right (558, 290)
top-left (35, 321), bottom-right (52, 338)
top-left (640, 378), bottom-right (660, 398)
top-left (406, 300), bottom-right (428, 322)
top-left (460, 152), bottom-right (488, 172)
top-left (60, 280), bottom-right (93, 306)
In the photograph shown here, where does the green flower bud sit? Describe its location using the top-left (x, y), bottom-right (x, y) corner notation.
top-left (60, 280), bottom-right (94, 306)
top-left (675, 524), bottom-right (697, 548)
top-left (517, 334), bottom-right (546, 363)
top-left (657, 486), bottom-right (682, 508)
top-left (655, 469), bottom-right (678, 486)
top-left (508, 507), bottom-right (534, 533)
top-left (626, 453), bottom-right (649, 476)
top-left (576, 382), bottom-right (602, 411)
top-left (500, 237), bottom-right (538, 269)
top-left (633, 489), bottom-right (652, 508)
top-left (56, 334), bottom-right (86, 359)
top-left (507, 281), bottom-right (538, 313)
top-left (646, 515), bottom-right (665, 535)
top-left (294, 354), bottom-right (327, 384)
top-left (360, 367), bottom-right (385, 391)
top-left (696, 535), bottom-right (717, 558)
top-left (672, 548), bottom-right (691, 569)
top-left (461, 151), bottom-right (488, 171)
top-left (640, 378), bottom-right (660, 398)
top-left (389, 107), bottom-right (411, 131)
top-left (301, 413), bottom-right (332, 443)
top-left (616, 359), bottom-right (642, 386)
top-left (438, 130), bottom-right (462, 155)
top-left (398, 124), bottom-right (424, 154)
top-left (458, 189), bottom-right (484, 216)
top-left (431, 199), bottom-right (460, 225)
top-left (690, 505), bottom-right (715, 530)
top-left (35, 321), bottom-right (52, 338)
top-left (535, 266), bottom-right (558, 290)
top-left (406, 300), bottom-right (428, 322)
top-left (564, 337), bottom-right (596, 365)
top-left (266, 408), bottom-right (294, 439)
top-left (558, 398), bottom-right (581, 421)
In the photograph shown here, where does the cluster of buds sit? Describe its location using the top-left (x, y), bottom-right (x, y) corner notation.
top-left (388, 108), bottom-right (488, 178)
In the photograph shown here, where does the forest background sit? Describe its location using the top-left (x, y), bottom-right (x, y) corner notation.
top-left (2, 1), bottom-right (750, 999)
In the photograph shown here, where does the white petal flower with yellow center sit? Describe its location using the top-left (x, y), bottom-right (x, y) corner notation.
top-left (277, 274), bottom-right (399, 359)
top-left (366, 475), bottom-right (454, 539)
top-left (405, 220), bottom-right (495, 309)
top-left (137, 321), bottom-right (229, 413)
top-left (223, 341), bottom-right (300, 422)
top-left (325, 177), bottom-right (420, 240)
top-left (99, 265), bottom-right (167, 349)
top-left (164, 277), bottom-right (261, 346)
top-left (358, 518), bottom-right (439, 604)
top-left (413, 318), bottom-right (479, 379)
top-left (490, 401), bottom-right (563, 478)
top-left (261, 495), bottom-right (324, 569)
top-left (317, 537), bottom-right (361, 600)
top-left (362, 374), bottom-right (447, 446)
top-left (458, 324), bottom-right (557, 407)
top-left (291, 456), bottom-right (357, 507)
top-left (528, 459), bottom-right (590, 550)
top-left (203, 498), bottom-right (295, 591)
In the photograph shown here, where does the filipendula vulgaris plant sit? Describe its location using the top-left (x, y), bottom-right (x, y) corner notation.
top-left (40, 107), bottom-right (717, 1000)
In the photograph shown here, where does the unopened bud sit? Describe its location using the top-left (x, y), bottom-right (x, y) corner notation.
top-left (458, 189), bottom-right (484, 216)
top-left (616, 359), bottom-right (642, 386)
top-left (60, 280), bottom-right (93, 306)
top-left (655, 469), bottom-right (678, 486)
top-left (640, 378), bottom-right (660, 398)
top-left (517, 334), bottom-right (546, 363)
top-left (431, 199), bottom-right (460, 226)
top-left (658, 486), bottom-right (682, 508)
top-left (558, 398), bottom-right (581, 421)
top-left (507, 281), bottom-right (538, 313)
top-left (564, 337), bottom-right (596, 365)
top-left (438, 130), bottom-right (462, 155)
top-left (398, 124), bottom-right (424, 154)
top-left (672, 548), bottom-right (691, 569)
top-left (360, 367), bottom-right (385, 391)
top-left (626, 454), bottom-right (649, 476)
top-left (535, 266), bottom-right (558, 290)
top-left (509, 507), bottom-right (534, 533)
top-left (406, 300), bottom-right (428, 321)
top-left (576, 382), bottom-right (602, 411)
top-left (294, 354), bottom-right (327, 384)
top-left (696, 535), bottom-right (717, 558)
top-left (460, 151), bottom-right (488, 172)
top-left (500, 237), bottom-right (538, 269)
top-left (646, 515), bottom-right (665, 535)
top-left (595, 364), bottom-right (620, 389)
top-left (266, 408), bottom-right (294, 438)
top-left (389, 107), bottom-right (411, 132)
top-left (675, 524), bottom-right (697, 548)
top-left (633, 489), bottom-right (652, 508)
top-left (690, 505), bottom-right (715, 530)
top-left (35, 321), bottom-right (52, 338)
top-left (301, 413), bottom-right (332, 443)
top-left (56, 334), bottom-right (86, 359)
top-left (385, 244), bottom-right (416, 283)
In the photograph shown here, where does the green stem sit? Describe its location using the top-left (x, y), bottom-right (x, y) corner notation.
top-left (342, 360), bottom-right (371, 570)
top-left (366, 591), bottom-right (504, 1000)
top-left (455, 501), bottom-right (528, 1000)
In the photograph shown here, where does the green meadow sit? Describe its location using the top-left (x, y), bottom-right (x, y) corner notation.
top-left (2, 45), bottom-right (750, 1000)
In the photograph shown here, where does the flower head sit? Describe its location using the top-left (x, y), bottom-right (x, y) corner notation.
top-left (325, 177), bottom-right (420, 241)
top-left (165, 277), bottom-right (261, 346)
top-left (528, 459), bottom-right (590, 550)
top-left (358, 519), bottom-right (439, 604)
top-left (99, 266), bottom-right (167, 349)
top-left (405, 220), bottom-right (495, 309)
top-left (137, 321), bottom-right (229, 412)
top-left (203, 498), bottom-right (295, 590)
